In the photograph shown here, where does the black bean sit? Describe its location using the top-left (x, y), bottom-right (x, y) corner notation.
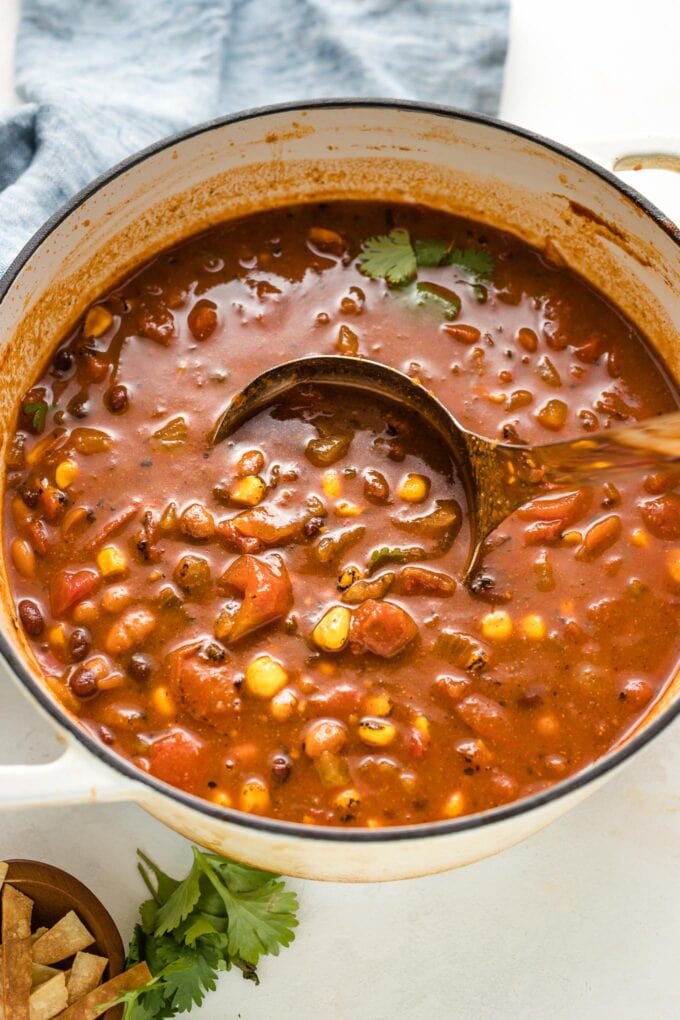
top-left (68, 396), bottom-right (90, 419)
top-left (18, 599), bottom-right (44, 637)
top-left (128, 653), bottom-right (153, 683)
top-left (69, 667), bottom-right (99, 699)
top-left (302, 516), bottom-right (324, 539)
top-left (69, 628), bottom-right (91, 662)
top-left (21, 486), bottom-right (41, 509)
top-left (53, 348), bottom-right (73, 373)
top-left (271, 753), bottom-right (292, 784)
top-left (107, 384), bottom-right (129, 413)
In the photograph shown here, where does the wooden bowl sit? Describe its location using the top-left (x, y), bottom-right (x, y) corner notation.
top-left (1, 859), bottom-right (125, 978)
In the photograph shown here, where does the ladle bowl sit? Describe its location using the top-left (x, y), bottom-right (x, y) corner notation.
top-left (212, 354), bottom-right (680, 579)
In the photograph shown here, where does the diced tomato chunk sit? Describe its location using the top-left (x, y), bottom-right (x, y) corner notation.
top-left (217, 554), bottom-right (292, 643)
top-left (171, 648), bottom-right (240, 733)
top-left (148, 730), bottom-right (205, 789)
top-left (350, 599), bottom-right (418, 658)
top-left (50, 568), bottom-right (100, 617)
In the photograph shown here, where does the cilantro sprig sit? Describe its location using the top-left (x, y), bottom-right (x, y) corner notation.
top-left (358, 229), bottom-right (494, 287)
top-left (107, 848), bottom-right (299, 1019)
top-left (22, 400), bottom-right (48, 435)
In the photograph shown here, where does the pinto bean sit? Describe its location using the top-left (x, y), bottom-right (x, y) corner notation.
top-left (104, 606), bottom-right (156, 655)
top-left (576, 514), bottom-right (622, 561)
top-left (455, 693), bottom-right (511, 744)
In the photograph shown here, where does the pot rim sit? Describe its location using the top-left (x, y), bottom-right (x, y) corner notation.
top-left (1, 96), bottom-right (679, 844)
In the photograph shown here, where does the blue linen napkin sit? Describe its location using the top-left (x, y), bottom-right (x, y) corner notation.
top-left (0, 0), bottom-right (508, 276)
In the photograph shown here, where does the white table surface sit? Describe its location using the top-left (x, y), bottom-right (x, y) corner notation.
top-left (1, 2), bottom-right (680, 1017)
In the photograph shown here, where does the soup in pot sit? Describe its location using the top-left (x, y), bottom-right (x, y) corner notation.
top-left (4, 201), bottom-right (680, 827)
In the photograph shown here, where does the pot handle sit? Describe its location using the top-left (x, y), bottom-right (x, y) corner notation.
top-left (0, 731), bottom-right (140, 810)
top-left (578, 135), bottom-right (680, 224)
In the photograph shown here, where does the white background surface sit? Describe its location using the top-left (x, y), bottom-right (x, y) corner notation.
top-left (1, 2), bottom-right (680, 1017)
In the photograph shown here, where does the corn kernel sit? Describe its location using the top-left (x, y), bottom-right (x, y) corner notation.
top-left (240, 777), bottom-right (270, 813)
top-left (270, 687), bottom-right (298, 722)
top-left (442, 790), bottom-right (466, 818)
top-left (312, 606), bottom-right (351, 652)
top-left (520, 613), bottom-right (546, 640)
top-left (230, 474), bottom-right (266, 507)
top-left (211, 789), bottom-right (233, 808)
top-left (481, 610), bottom-right (513, 641)
top-left (358, 717), bottom-right (396, 747)
top-left (48, 624), bottom-right (67, 653)
top-left (97, 545), bottom-right (128, 578)
top-left (55, 459), bottom-right (78, 490)
top-left (667, 548), bottom-right (680, 585)
top-left (398, 473), bottom-right (430, 503)
top-left (245, 654), bottom-right (288, 699)
top-left (151, 686), bottom-right (177, 717)
top-left (322, 470), bottom-right (342, 498)
top-left (334, 788), bottom-right (361, 813)
top-left (631, 528), bottom-right (650, 548)
top-left (338, 565), bottom-right (362, 590)
top-left (84, 305), bottom-right (113, 338)
top-left (364, 692), bottom-right (392, 717)
top-left (413, 714), bottom-right (430, 738)
top-left (335, 500), bottom-right (363, 517)
top-left (561, 530), bottom-right (582, 546)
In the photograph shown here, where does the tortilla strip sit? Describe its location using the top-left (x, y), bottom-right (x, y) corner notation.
top-left (57, 962), bottom-right (152, 1020)
top-left (30, 964), bottom-right (60, 989)
top-left (30, 930), bottom-right (47, 944)
top-left (32, 913), bottom-right (94, 965)
top-left (0, 864), bottom-right (8, 892)
top-left (66, 954), bottom-right (108, 1004)
top-left (2, 885), bottom-right (34, 1020)
top-left (28, 974), bottom-right (67, 1020)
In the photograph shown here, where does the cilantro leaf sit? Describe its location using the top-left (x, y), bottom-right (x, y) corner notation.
top-left (162, 951), bottom-right (218, 1012)
top-left (138, 851), bottom-right (182, 904)
top-left (220, 881), bottom-right (299, 964)
top-left (153, 855), bottom-right (202, 936)
top-left (358, 228), bottom-right (417, 286)
top-left (124, 847), bottom-right (300, 1017)
top-left (22, 400), bottom-right (48, 435)
top-left (413, 238), bottom-right (449, 267)
top-left (446, 246), bottom-right (494, 281)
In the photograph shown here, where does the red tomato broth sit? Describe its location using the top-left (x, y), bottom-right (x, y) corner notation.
top-left (4, 200), bottom-right (680, 828)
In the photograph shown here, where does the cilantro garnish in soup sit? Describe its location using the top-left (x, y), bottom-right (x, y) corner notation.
top-left (5, 201), bottom-right (680, 827)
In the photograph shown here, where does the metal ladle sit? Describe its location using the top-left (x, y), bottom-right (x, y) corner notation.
top-left (212, 355), bottom-right (680, 582)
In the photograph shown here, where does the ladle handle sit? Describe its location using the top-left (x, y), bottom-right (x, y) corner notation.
top-left (530, 409), bottom-right (680, 487)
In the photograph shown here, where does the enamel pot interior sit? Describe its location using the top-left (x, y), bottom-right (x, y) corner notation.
top-left (0, 101), bottom-right (679, 882)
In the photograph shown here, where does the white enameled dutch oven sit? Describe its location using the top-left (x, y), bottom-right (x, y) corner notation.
top-left (0, 101), bottom-right (678, 882)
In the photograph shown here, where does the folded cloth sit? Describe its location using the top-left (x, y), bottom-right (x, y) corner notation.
top-left (0, 0), bottom-right (509, 276)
